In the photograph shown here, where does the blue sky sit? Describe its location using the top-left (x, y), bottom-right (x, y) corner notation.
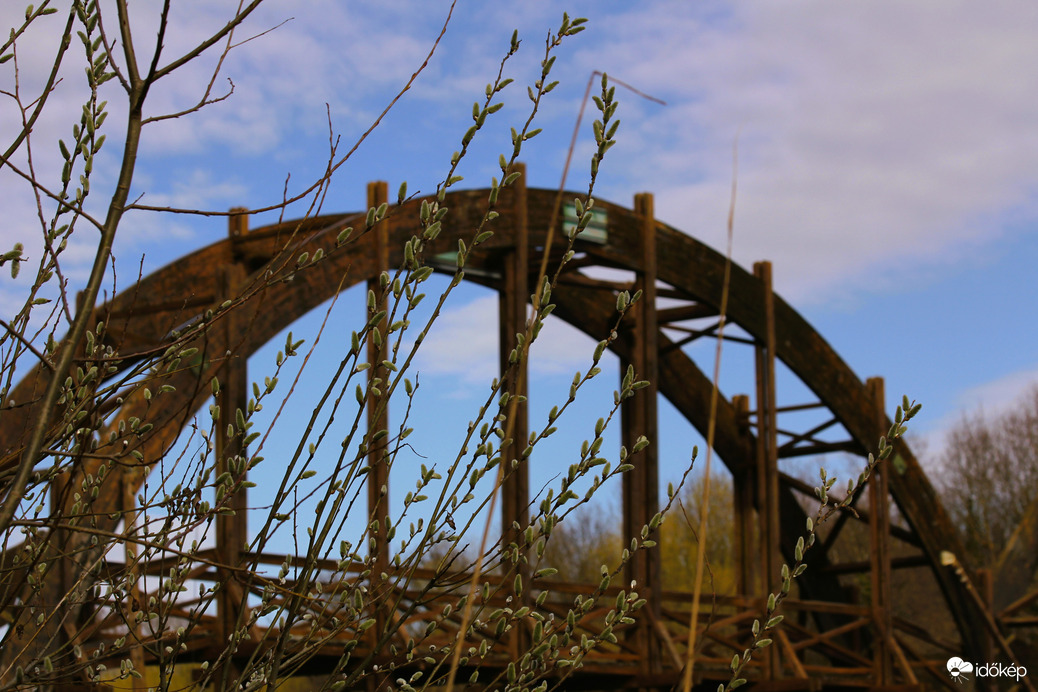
top-left (3, 1), bottom-right (1038, 539)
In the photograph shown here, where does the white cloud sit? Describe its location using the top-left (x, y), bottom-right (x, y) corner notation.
top-left (411, 294), bottom-right (498, 387)
top-left (920, 365), bottom-right (1038, 460)
top-left (950, 368), bottom-right (1038, 422)
top-left (6, 1), bottom-right (1038, 354)
top-left (131, 168), bottom-right (249, 217)
top-left (571, 2), bottom-right (1038, 305)
top-left (410, 293), bottom-right (597, 395)
top-left (129, 1), bottom-right (447, 158)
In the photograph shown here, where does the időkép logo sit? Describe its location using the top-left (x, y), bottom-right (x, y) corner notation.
top-left (947, 657), bottom-right (1027, 684)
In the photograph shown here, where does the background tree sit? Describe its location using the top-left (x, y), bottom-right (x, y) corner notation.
top-left (539, 472), bottom-right (736, 595)
top-left (537, 501), bottom-right (621, 585)
top-left (659, 472), bottom-right (736, 595)
top-left (933, 384), bottom-right (1038, 663)
top-left (936, 385), bottom-right (1038, 570)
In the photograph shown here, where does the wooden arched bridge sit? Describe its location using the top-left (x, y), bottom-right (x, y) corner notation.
top-left (1, 165), bottom-right (1034, 690)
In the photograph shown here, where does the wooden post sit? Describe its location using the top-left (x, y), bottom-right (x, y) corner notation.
top-left (867, 376), bottom-right (893, 686)
top-left (621, 192), bottom-right (661, 676)
top-left (228, 206), bottom-right (249, 239)
top-left (976, 568), bottom-right (994, 668)
top-left (753, 260), bottom-right (781, 681)
top-left (365, 181), bottom-right (391, 642)
top-left (215, 245), bottom-right (250, 650)
top-left (731, 394), bottom-right (757, 596)
top-left (499, 163), bottom-right (530, 658)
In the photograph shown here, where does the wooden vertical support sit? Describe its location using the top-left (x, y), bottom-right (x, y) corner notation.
top-left (621, 192), bottom-right (661, 675)
top-left (216, 247), bottom-right (250, 647)
top-left (365, 181), bottom-right (391, 640)
top-left (365, 181), bottom-right (391, 563)
top-left (228, 206), bottom-right (249, 239)
top-left (972, 569), bottom-right (998, 692)
top-left (753, 261), bottom-right (781, 681)
top-left (976, 568), bottom-right (994, 667)
top-left (867, 376), bottom-right (893, 686)
top-left (49, 466), bottom-right (71, 609)
top-left (731, 394), bottom-right (756, 596)
top-left (499, 163), bottom-right (530, 658)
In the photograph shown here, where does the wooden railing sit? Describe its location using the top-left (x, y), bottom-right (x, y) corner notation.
top-left (73, 550), bottom-right (954, 689)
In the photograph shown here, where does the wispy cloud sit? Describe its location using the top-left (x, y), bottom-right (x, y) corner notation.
top-left (8, 2), bottom-right (1038, 305)
top-left (6, 1), bottom-right (1038, 419)
top-left (561, 2), bottom-right (1038, 305)
top-left (920, 365), bottom-right (1038, 462)
top-left (409, 293), bottom-right (597, 397)
top-left (937, 367), bottom-right (1038, 427)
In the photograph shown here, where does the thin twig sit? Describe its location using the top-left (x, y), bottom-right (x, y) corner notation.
top-left (682, 136), bottom-right (737, 692)
top-left (127, 1), bottom-right (458, 218)
top-left (540, 70), bottom-right (664, 283)
top-left (444, 66), bottom-right (662, 692)
top-left (0, 320), bottom-right (53, 372)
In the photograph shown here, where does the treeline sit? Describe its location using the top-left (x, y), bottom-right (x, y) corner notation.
top-left (538, 473), bottom-right (737, 594)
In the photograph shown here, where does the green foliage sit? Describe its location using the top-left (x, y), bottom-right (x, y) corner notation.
top-left (540, 473), bottom-right (738, 594)
top-left (660, 473), bottom-right (737, 594)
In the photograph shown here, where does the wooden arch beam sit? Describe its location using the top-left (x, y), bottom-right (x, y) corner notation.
top-left (0, 181), bottom-right (983, 661)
